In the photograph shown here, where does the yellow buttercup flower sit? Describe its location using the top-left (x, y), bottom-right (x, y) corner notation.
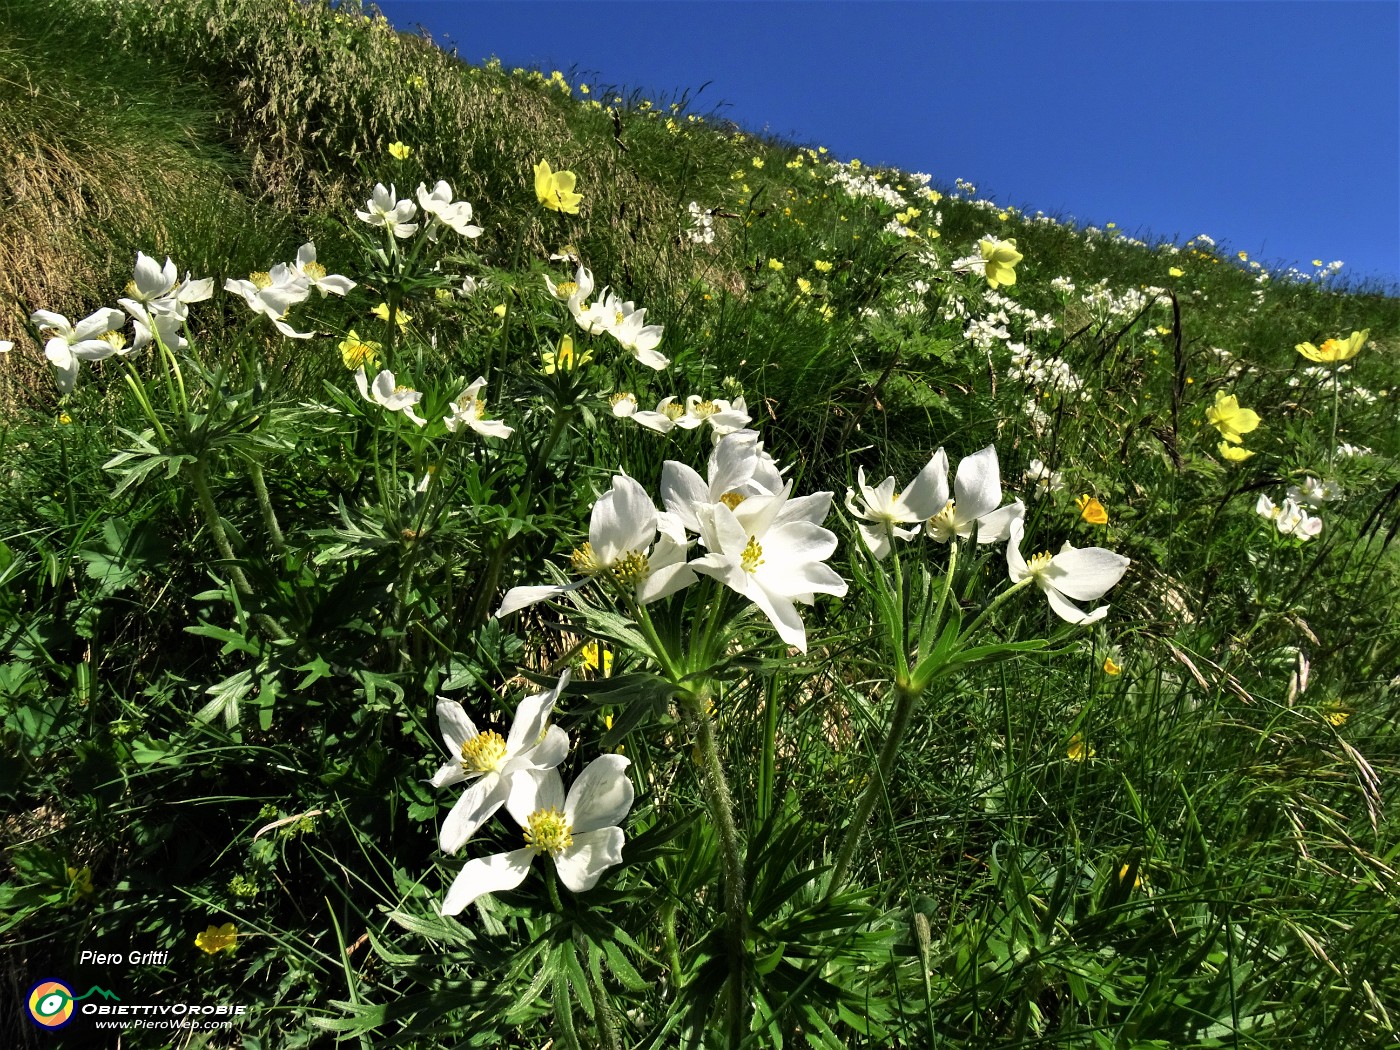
top-left (1168, 266), bottom-right (1184, 277)
top-left (1076, 495), bottom-right (1109, 525)
top-left (371, 303), bottom-right (412, 327)
top-left (1206, 391), bottom-right (1261, 444)
top-left (66, 865), bottom-right (94, 897)
top-left (767, 258), bottom-right (784, 271)
top-left (581, 641), bottom-right (613, 676)
top-left (387, 141), bottom-right (412, 160)
top-left (1218, 442), bottom-right (1254, 463)
top-left (813, 259), bottom-right (833, 273)
top-left (533, 160), bottom-right (583, 214)
top-left (1067, 733), bottom-right (1095, 762)
top-left (1103, 656), bottom-right (1122, 676)
top-left (1296, 329), bottom-right (1368, 363)
top-left (339, 330), bottom-right (381, 372)
top-left (195, 923), bottom-right (238, 954)
top-left (979, 237), bottom-right (1023, 289)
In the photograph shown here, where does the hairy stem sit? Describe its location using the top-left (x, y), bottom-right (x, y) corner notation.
top-left (829, 679), bottom-right (924, 892)
top-left (249, 461), bottom-right (286, 554)
top-left (693, 706), bottom-right (748, 1045)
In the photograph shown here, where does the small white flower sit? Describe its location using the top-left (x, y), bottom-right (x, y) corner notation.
top-left (1286, 476), bottom-right (1341, 508)
top-left (843, 451), bottom-right (949, 560)
top-left (31, 307), bottom-right (127, 393)
top-left (630, 395), bottom-right (686, 434)
top-left (609, 392), bottom-right (639, 418)
top-left (496, 475), bottom-right (697, 616)
top-left (443, 377), bottom-right (512, 438)
top-left (354, 366), bottom-right (427, 426)
top-left (416, 181), bottom-right (483, 241)
top-left (0, 341), bottom-right (12, 354)
top-left (1006, 517), bottom-right (1130, 625)
top-left (224, 265), bottom-right (315, 339)
top-left (661, 431), bottom-right (787, 534)
top-left (432, 671), bottom-right (572, 854)
top-left (1025, 458), bottom-right (1064, 497)
top-left (441, 754), bottom-right (635, 916)
top-left (690, 479), bottom-right (847, 652)
top-left (607, 300), bottom-right (669, 371)
top-left (356, 182), bottom-right (419, 239)
top-left (924, 445), bottom-right (1025, 545)
top-left (1256, 494), bottom-right (1323, 539)
top-left (292, 243), bottom-right (356, 297)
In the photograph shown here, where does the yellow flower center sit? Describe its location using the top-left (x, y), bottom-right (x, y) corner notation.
top-left (719, 491), bottom-right (747, 510)
top-left (610, 392), bottom-right (636, 410)
top-left (303, 261), bottom-right (327, 280)
top-left (555, 280), bottom-right (578, 299)
top-left (460, 730), bottom-right (508, 772)
top-left (609, 550), bottom-right (651, 586)
top-left (927, 500), bottom-right (958, 541)
top-left (100, 331), bottom-right (127, 350)
top-left (662, 401), bottom-right (686, 420)
top-left (250, 271), bottom-right (272, 289)
top-left (1027, 550), bottom-right (1054, 576)
top-left (571, 542), bottom-right (604, 575)
top-left (741, 535), bottom-right (765, 573)
top-left (523, 807), bottom-right (573, 856)
top-left (614, 310), bottom-right (626, 326)
top-left (690, 400), bottom-right (719, 418)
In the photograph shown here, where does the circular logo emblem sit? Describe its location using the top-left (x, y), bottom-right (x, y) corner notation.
top-left (27, 979), bottom-right (76, 1029)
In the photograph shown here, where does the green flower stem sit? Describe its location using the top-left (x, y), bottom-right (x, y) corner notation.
top-left (828, 678), bottom-right (925, 892)
top-left (121, 369), bottom-right (170, 446)
top-left (692, 704), bottom-right (748, 1046)
top-left (887, 540), bottom-right (910, 681)
top-left (190, 457), bottom-right (288, 642)
top-left (1328, 369), bottom-right (1340, 470)
top-left (585, 947), bottom-right (622, 1050)
top-left (661, 899), bottom-right (684, 992)
top-left (955, 576), bottom-right (1034, 647)
top-left (249, 461), bottom-right (286, 554)
top-left (757, 672), bottom-right (780, 822)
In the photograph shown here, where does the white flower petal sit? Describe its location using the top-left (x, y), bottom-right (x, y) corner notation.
top-left (564, 754), bottom-right (634, 835)
top-left (439, 773), bottom-right (508, 854)
top-left (441, 848), bottom-right (535, 916)
top-left (553, 827), bottom-right (625, 894)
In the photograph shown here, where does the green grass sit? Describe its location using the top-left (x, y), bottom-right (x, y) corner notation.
top-left (1, 1), bottom-right (1398, 1048)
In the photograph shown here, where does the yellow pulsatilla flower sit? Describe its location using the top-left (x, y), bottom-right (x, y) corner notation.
top-left (58, 412), bottom-right (73, 425)
top-left (533, 160), bottom-right (583, 214)
top-left (1169, 266), bottom-right (1185, 277)
top-left (1296, 329), bottom-right (1368, 363)
top-left (979, 237), bottom-right (1023, 289)
top-left (1103, 655), bottom-right (1122, 676)
top-left (371, 303), bottom-right (412, 327)
top-left (1321, 700), bottom-right (1350, 727)
top-left (813, 259), bottom-right (834, 273)
top-left (1218, 442), bottom-right (1254, 463)
top-left (66, 865), bottom-right (94, 897)
top-left (581, 641), bottom-right (613, 676)
top-left (1066, 733), bottom-right (1095, 762)
top-left (387, 141), bottom-right (412, 160)
top-left (1076, 495), bottom-right (1109, 525)
top-left (338, 330), bottom-right (381, 371)
top-left (541, 334), bottom-right (591, 374)
top-left (1206, 391), bottom-right (1261, 444)
top-left (795, 277), bottom-right (813, 296)
top-left (767, 258), bottom-right (784, 271)
top-left (195, 923), bottom-right (238, 954)
top-left (1118, 864), bottom-right (1143, 889)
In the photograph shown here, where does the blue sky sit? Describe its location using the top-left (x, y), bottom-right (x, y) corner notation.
top-left (377, 1), bottom-right (1400, 289)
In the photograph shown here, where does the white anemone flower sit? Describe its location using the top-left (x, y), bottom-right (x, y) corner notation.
top-left (32, 308), bottom-right (127, 393)
top-left (545, 265), bottom-right (594, 309)
top-left (924, 445), bottom-right (1025, 544)
top-left (443, 377), bottom-right (513, 438)
top-left (354, 366), bottom-right (428, 426)
top-left (690, 480), bottom-right (848, 652)
top-left (609, 392), bottom-right (639, 418)
top-left (0, 341), bottom-right (11, 353)
top-left (679, 394), bottom-right (750, 435)
top-left (441, 754), bottom-right (634, 916)
top-left (416, 181), bottom-right (483, 241)
top-left (355, 182), bottom-right (419, 239)
top-left (631, 395), bottom-right (687, 433)
top-left (119, 299), bottom-right (187, 352)
top-left (844, 451), bottom-right (949, 560)
top-left (1025, 458), bottom-right (1064, 497)
top-left (1256, 494), bottom-right (1323, 539)
top-left (496, 475), bottom-right (697, 616)
top-left (432, 671), bottom-right (572, 854)
top-left (224, 266), bottom-right (315, 339)
top-left (661, 431), bottom-right (787, 534)
top-left (606, 300), bottom-right (669, 371)
top-left (1286, 476), bottom-right (1341, 509)
top-left (128, 252), bottom-right (178, 304)
top-left (292, 243), bottom-right (356, 297)
top-left (1006, 517), bottom-right (1129, 625)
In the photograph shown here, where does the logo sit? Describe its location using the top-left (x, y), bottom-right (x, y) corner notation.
top-left (26, 980), bottom-right (121, 1029)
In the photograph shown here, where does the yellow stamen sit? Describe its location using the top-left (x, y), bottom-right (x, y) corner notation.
top-left (690, 400), bottom-right (719, 418)
top-left (662, 401), bottom-right (686, 421)
top-left (523, 807), bottom-right (573, 855)
top-left (303, 261), bottom-right (327, 280)
top-left (250, 271), bottom-right (272, 289)
top-left (571, 542), bottom-right (603, 575)
top-left (555, 280), bottom-right (578, 299)
top-left (609, 550), bottom-right (651, 586)
top-left (927, 500), bottom-right (959, 541)
top-left (719, 492), bottom-right (747, 510)
top-left (741, 535), bottom-right (765, 573)
top-left (1027, 550), bottom-right (1054, 575)
top-left (460, 730), bottom-right (508, 772)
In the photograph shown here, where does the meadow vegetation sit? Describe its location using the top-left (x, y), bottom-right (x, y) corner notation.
top-left (3, 1), bottom-right (1399, 1047)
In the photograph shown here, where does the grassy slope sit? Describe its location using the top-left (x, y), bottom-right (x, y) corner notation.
top-left (2, 1), bottom-right (1399, 1047)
